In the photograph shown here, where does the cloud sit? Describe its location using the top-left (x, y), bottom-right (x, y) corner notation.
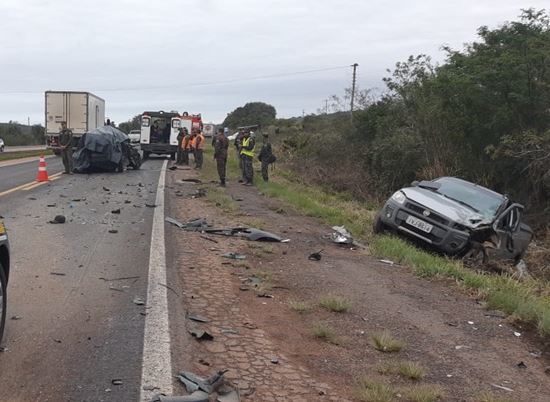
top-left (0, 0), bottom-right (545, 124)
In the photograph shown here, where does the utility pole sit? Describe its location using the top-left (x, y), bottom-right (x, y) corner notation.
top-left (350, 63), bottom-right (359, 123)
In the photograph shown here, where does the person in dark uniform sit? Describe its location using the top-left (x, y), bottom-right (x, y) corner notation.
top-left (176, 127), bottom-right (188, 165)
top-left (213, 128), bottom-right (229, 186)
top-left (258, 132), bottom-right (275, 182)
top-left (58, 121), bottom-right (73, 174)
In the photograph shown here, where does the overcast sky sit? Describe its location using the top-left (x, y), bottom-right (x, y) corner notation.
top-left (0, 0), bottom-right (546, 125)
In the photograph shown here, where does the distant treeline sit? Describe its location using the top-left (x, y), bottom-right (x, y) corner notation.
top-left (277, 9), bottom-right (550, 220)
top-left (0, 121), bottom-right (45, 146)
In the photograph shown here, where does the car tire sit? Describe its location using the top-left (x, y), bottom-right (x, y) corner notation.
top-left (0, 145), bottom-right (4, 152)
top-left (0, 263), bottom-right (7, 344)
top-left (373, 212), bottom-right (388, 234)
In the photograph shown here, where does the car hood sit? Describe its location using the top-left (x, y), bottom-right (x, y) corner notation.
top-left (401, 187), bottom-right (493, 228)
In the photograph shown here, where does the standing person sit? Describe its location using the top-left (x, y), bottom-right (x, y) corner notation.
top-left (213, 127), bottom-right (229, 186)
top-left (194, 130), bottom-right (205, 169)
top-left (176, 127), bottom-right (187, 165)
top-left (182, 130), bottom-right (191, 165)
top-left (58, 121), bottom-right (73, 174)
top-left (240, 130), bottom-right (255, 186)
top-left (258, 132), bottom-right (276, 182)
top-left (234, 129), bottom-right (245, 183)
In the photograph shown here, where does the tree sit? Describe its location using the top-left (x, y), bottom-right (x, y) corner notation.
top-left (222, 102), bottom-right (276, 129)
top-left (118, 115), bottom-right (141, 134)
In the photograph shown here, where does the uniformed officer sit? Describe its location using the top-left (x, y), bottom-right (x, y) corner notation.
top-left (59, 121), bottom-right (73, 174)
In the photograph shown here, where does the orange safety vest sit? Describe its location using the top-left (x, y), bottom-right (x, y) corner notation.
top-left (195, 134), bottom-right (205, 150)
top-left (182, 135), bottom-right (191, 150)
top-left (189, 136), bottom-right (196, 149)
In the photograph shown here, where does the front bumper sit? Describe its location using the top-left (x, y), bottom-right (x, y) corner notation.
top-left (379, 199), bottom-right (470, 254)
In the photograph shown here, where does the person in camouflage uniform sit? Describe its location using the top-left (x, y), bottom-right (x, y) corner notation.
top-left (59, 121), bottom-right (73, 174)
top-left (213, 128), bottom-right (229, 186)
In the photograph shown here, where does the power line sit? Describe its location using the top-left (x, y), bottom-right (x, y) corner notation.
top-left (0, 65), bottom-right (351, 95)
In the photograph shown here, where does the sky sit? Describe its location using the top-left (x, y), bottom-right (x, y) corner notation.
top-left (0, 0), bottom-right (547, 125)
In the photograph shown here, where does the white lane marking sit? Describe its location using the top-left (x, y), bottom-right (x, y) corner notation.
top-left (140, 159), bottom-right (173, 401)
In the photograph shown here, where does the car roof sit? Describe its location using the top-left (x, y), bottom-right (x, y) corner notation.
top-left (434, 177), bottom-right (505, 198)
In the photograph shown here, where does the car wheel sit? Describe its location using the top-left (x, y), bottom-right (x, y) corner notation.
top-left (0, 263), bottom-right (7, 343)
top-left (463, 242), bottom-right (488, 266)
top-left (373, 212), bottom-right (388, 235)
top-left (0, 146), bottom-right (4, 152)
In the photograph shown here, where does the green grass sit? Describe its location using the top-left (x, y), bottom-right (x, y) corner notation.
top-left (312, 323), bottom-right (340, 344)
top-left (319, 295), bottom-right (352, 313)
top-left (356, 379), bottom-right (395, 402)
top-left (404, 385), bottom-right (443, 402)
top-left (371, 330), bottom-right (405, 353)
top-left (398, 361), bottom-right (425, 380)
top-left (200, 146), bottom-right (550, 338)
top-left (0, 149), bottom-right (53, 162)
top-left (288, 300), bottom-right (312, 313)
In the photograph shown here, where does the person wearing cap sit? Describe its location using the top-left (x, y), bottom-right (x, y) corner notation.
top-left (258, 132), bottom-right (276, 182)
top-left (213, 127), bottom-right (229, 186)
top-left (58, 121), bottom-right (73, 174)
top-left (240, 130), bottom-right (255, 186)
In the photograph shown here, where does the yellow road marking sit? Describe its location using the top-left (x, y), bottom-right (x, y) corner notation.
top-left (0, 172), bottom-right (63, 198)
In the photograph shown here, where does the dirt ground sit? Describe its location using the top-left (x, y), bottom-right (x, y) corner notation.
top-left (165, 166), bottom-right (550, 402)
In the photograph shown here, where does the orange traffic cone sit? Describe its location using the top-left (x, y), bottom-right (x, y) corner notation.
top-left (36, 155), bottom-right (49, 182)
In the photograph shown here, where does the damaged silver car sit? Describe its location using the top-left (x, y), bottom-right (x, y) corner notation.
top-left (374, 177), bottom-right (533, 262)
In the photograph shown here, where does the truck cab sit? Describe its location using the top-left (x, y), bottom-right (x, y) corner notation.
top-left (140, 111), bottom-right (182, 160)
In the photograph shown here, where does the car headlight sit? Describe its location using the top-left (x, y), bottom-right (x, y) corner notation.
top-left (391, 191), bottom-right (406, 205)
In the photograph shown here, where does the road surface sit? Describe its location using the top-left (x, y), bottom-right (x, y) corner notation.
top-left (0, 157), bottom-right (64, 195)
top-left (0, 157), bottom-right (174, 401)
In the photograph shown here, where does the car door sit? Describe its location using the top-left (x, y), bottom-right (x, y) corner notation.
top-left (491, 204), bottom-right (531, 260)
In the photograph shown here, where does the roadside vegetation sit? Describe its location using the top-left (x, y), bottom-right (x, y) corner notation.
top-left (0, 149), bottom-right (52, 162)
top-left (318, 295), bottom-right (352, 313)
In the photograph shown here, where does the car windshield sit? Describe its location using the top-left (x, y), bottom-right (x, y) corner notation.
top-left (433, 178), bottom-right (504, 219)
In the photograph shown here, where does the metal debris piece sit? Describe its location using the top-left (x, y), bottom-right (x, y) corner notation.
top-left (111, 208), bottom-right (121, 214)
top-left (222, 253), bottom-right (246, 260)
top-left (188, 329), bottom-right (214, 341)
top-left (133, 296), bottom-right (145, 305)
top-left (177, 370), bottom-right (227, 394)
top-left (50, 272), bottom-right (66, 276)
top-left (187, 314), bottom-right (210, 323)
top-left (49, 215), bottom-right (66, 224)
top-left (205, 227), bottom-right (283, 242)
top-left (109, 229), bottom-right (119, 234)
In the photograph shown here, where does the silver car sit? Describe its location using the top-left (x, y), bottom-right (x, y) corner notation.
top-left (374, 177), bottom-right (533, 262)
top-left (0, 218), bottom-right (10, 343)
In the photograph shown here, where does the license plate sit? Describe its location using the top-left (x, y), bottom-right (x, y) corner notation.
top-left (406, 216), bottom-right (433, 233)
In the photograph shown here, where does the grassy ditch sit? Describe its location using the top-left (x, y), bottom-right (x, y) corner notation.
top-left (199, 146), bottom-right (550, 337)
top-left (0, 149), bottom-right (53, 162)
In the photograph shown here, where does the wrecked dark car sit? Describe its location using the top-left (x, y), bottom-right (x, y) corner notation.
top-left (374, 177), bottom-right (533, 262)
top-left (73, 125), bottom-right (141, 173)
top-left (0, 218), bottom-right (10, 343)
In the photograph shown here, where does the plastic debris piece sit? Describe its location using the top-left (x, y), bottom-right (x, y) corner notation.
top-left (491, 384), bottom-right (513, 392)
top-left (188, 329), bottom-right (214, 341)
top-left (331, 226), bottom-right (353, 244)
top-left (222, 253), bottom-right (246, 260)
top-left (308, 250), bottom-right (323, 261)
top-left (468, 321), bottom-right (474, 325)
top-left (514, 331), bottom-right (521, 337)
top-left (379, 259), bottom-right (394, 265)
top-left (187, 314), bottom-right (210, 323)
top-left (49, 215), bottom-right (66, 224)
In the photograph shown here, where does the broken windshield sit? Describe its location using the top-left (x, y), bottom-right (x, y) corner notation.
top-left (433, 178), bottom-right (504, 219)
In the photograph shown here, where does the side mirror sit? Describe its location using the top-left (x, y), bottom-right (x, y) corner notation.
top-left (411, 181), bottom-right (419, 187)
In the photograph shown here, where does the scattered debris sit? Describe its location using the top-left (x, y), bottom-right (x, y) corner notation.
top-left (242, 322), bottom-right (257, 330)
top-left (143, 385), bottom-right (160, 392)
top-left (10, 315), bottom-right (22, 320)
top-left (308, 250), bottom-right (323, 261)
top-left (177, 370), bottom-right (227, 394)
top-left (331, 226), bottom-right (353, 244)
top-left (187, 314), bottom-right (210, 323)
top-left (103, 186), bottom-right (110, 191)
top-left (108, 229), bottom-right (119, 234)
top-left (517, 361), bottom-right (527, 369)
top-left (111, 379), bottom-right (123, 385)
top-left (47, 203), bottom-right (57, 207)
top-left (133, 296), bottom-right (145, 305)
top-left (49, 215), bottom-right (66, 224)
top-left (111, 208), bottom-right (121, 214)
top-left (222, 252), bottom-right (246, 260)
top-left (257, 293), bottom-right (274, 298)
top-left (99, 275), bottom-right (140, 281)
top-left (514, 331), bottom-right (521, 337)
top-left (205, 227), bottom-right (284, 242)
top-left (198, 358), bottom-right (210, 366)
top-left (192, 189), bottom-right (207, 198)
top-left (181, 178), bottom-right (202, 183)
top-left (491, 383), bottom-right (514, 392)
top-left (188, 329), bottom-right (214, 341)
top-left (168, 166), bottom-right (178, 171)
top-left (270, 357), bottom-right (279, 364)
top-left (379, 259), bottom-right (395, 265)
top-left (50, 272), bottom-right (66, 276)
top-left (145, 203), bottom-right (158, 208)
top-left (220, 328), bottom-right (238, 335)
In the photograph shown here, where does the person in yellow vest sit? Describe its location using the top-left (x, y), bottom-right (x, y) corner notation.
top-left (240, 130), bottom-right (255, 186)
top-left (194, 130), bottom-right (205, 169)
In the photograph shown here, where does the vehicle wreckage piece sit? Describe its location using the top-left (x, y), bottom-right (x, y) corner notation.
top-left (331, 226), bottom-right (353, 244)
top-left (165, 217), bottom-right (209, 231)
top-left (205, 227), bottom-right (283, 242)
top-left (177, 370), bottom-right (228, 394)
top-left (151, 391), bottom-right (209, 402)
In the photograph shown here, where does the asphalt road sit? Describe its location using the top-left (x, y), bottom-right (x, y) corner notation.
top-left (0, 158), bottom-right (168, 401)
top-left (0, 157), bottom-right (64, 195)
